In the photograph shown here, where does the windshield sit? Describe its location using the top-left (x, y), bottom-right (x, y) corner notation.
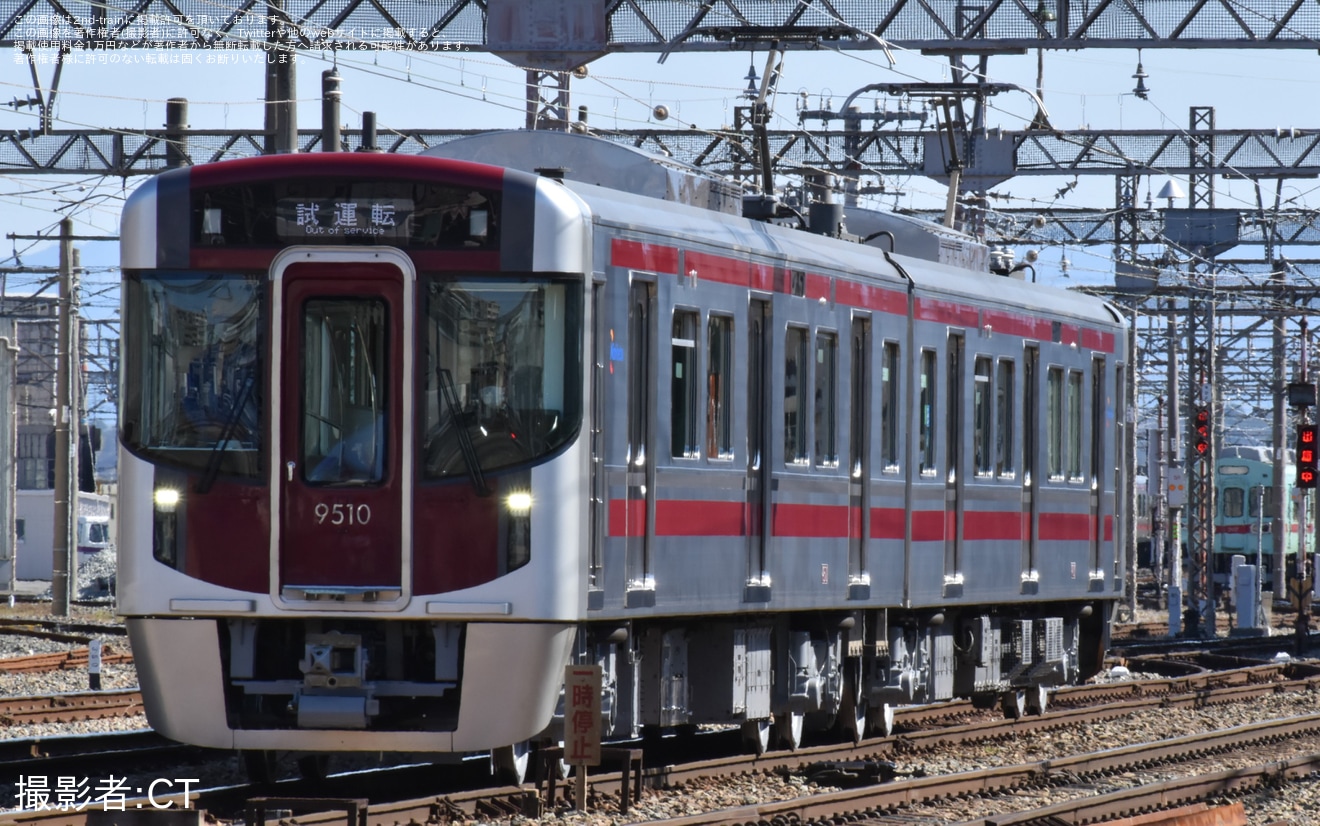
top-left (420, 278), bottom-right (582, 481)
top-left (122, 272), bottom-right (263, 478)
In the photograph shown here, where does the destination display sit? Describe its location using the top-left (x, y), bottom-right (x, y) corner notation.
top-left (191, 179), bottom-right (499, 249)
top-left (274, 197), bottom-right (414, 240)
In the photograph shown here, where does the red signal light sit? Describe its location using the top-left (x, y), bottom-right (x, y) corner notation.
top-left (1191, 406), bottom-right (1211, 460)
top-left (1299, 424), bottom-right (1320, 489)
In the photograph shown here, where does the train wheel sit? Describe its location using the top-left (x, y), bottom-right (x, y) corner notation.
top-left (1001, 690), bottom-right (1027, 720)
top-left (1027, 685), bottom-right (1049, 716)
top-left (837, 693), bottom-right (867, 745)
top-left (774, 711), bottom-right (804, 751)
top-left (865, 703), bottom-right (895, 738)
top-left (242, 749), bottom-right (278, 784)
top-left (492, 741), bottom-right (531, 786)
top-left (740, 719), bottom-right (771, 755)
top-left (297, 753), bottom-right (329, 781)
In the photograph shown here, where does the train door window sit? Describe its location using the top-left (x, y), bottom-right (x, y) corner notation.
top-left (946, 336), bottom-right (964, 479)
top-left (919, 349), bottom-right (937, 473)
top-left (302, 298), bottom-right (387, 485)
top-left (747, 299), bottom-right (772, 598)
top-left (626, 281), bottom-right (655, 596)
top-left (671, 310), bottom-right (700, 459)
top-left (1090, 360), bottom-right (1104, 484)
top-left (849, 320), bottom-right (871, 478)
top-left (849, 318), bottom-right (872, 592)
top-left (1023, 346), bottom-right (1040, 577)
top-left (945, 333), bottom-right (965, 581)
top-left (1047, 367), bottom-right (1064, 479)
top-left (14, 518), bottom-right (23, 543)
top-left (1067, 370), bottom-right (1084, 481)
top-left (1089, 358), bottom-right (1105, 575)
top-left (996, 360), bottom-right (1015, 477)
top-left (627, 285), bottom-right (652, 469)
top-left (1223, 487), bottom-right (1245, 518)
top-left (973, 356), bottom-right (992, 476)
top-left (785, 326), bottom-right (809, 465)
top-left (881, 342), bottom-right (900, 470)
top-left (815, 331), bottom-right (839, 467)
top-left (589, 284), bottom-right (605, 593)
top-left (707, 315), bottom-right (734, 459)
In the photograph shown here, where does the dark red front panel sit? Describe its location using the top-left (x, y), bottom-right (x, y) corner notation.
top-left (182, 479), bottom-right (270, 591)
top-left (278, 262), bottom-right (405, 589)
top-left (413, 483), bottom-right (502, 594)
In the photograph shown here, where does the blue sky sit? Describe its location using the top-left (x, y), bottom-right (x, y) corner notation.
top-left (1, 42), bottom-right (1316, 308)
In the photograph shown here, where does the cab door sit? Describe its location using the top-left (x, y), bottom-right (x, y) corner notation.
top-left (270, 249), bottom-right (413, 607)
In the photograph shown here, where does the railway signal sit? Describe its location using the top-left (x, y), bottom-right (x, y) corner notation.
top-left (1191, 406), bottom-right (1211, 458)
top-left (1298, 424), bottom-right (1319, 489)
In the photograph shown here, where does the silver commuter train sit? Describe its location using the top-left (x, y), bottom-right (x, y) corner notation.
top-left (116, 130), bottom-right (1127, 770)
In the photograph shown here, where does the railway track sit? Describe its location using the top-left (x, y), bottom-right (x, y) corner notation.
top-left (4, 663), bottom-right (1318, 825)
top-left (0, 648), bottom-right (134, 675)
top-left (0, 618), bottom-right (128, 639)
top-left (631, 713), bottom-right (1320, 826)
top-left (0, 690), bottom-right (142, 726)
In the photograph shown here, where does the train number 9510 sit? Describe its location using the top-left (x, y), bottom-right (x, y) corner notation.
top-left (314, 503), bottom-right (372, 526)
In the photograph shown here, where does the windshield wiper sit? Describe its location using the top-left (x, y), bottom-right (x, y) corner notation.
top-left (437, 367), bottom-right (491, 496)
top-left (195, 372), bottom-right (255, 495)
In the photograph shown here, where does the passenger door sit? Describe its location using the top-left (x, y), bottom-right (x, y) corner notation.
top-left (625, 281), bottom-right (655, 605)
top-left (745, 298), bottom-right (772, 601)
top-left (271, 251), bottom-right (412, 606)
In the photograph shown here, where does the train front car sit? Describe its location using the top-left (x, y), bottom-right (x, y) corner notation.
top-left (1213, 446), bottom-right (1298, 590)
top-left (117, 154), bottom-right (590, 755)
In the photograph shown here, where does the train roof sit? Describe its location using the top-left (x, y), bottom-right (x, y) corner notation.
top-left (426, 130), bottom-right (743, 215)
top-left (563, 174), bottom-right (1123, 330)
top-left (425, 131), bottom-right (1121, 331)
top-left (427, 131), bottom-right (989, 273)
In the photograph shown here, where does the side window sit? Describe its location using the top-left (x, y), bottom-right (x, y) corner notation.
top-left (881, 342), bottom-right (900, 469)
top-left (1047, 367), bottom-right (1063, 478)
top-left (671, 310), bottom-right (699, 459)
top-left (785, 327), bottom-right (809, 464)
top-left (14, 518), bottom-right (24, 543)
top-left (815, 332), bottom-right (838, 467)
top-left (996, 359), bottom-right (1015, 477)
top-left (919, 349), bottom-right (937, 473)
top-left (706, 315), bottom-right (733, 459)
top-left (973, 356), bottom-right (993, 476)
top-left (1067, 370), bottom-right (1083, 479)
top-left (1223, 487), bottom-right (1245, 518)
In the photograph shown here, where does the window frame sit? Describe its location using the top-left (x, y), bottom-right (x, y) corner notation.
top-left (919, 348), bottom-right (937, 474)
top-left (784, 326), bottom-right (810, 465)
top-left (881, 341), bottom-right (901, 472)
top-left (1047, 366), bottom-right (1064, 480)
top-left (706, 313), bottom-right (735, 461)
top-left (670, 309), bottom-right (700, 460)
top-left (815, 330), bottom-right (839, 467)
top-left (996, 359), bottom-right (1015, 478)
top-left (973, 356), bottom-right (993, 477)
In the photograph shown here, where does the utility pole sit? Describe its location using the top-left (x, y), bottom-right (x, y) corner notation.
top-left (1167, 299), bottom-right (1184, 636)
top-left (0, 317), bottom-right (16, 603)
top-left (1151, 397), bottom-right (1166, 606)
top-left (52, 218), bottom-right (76, 615)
